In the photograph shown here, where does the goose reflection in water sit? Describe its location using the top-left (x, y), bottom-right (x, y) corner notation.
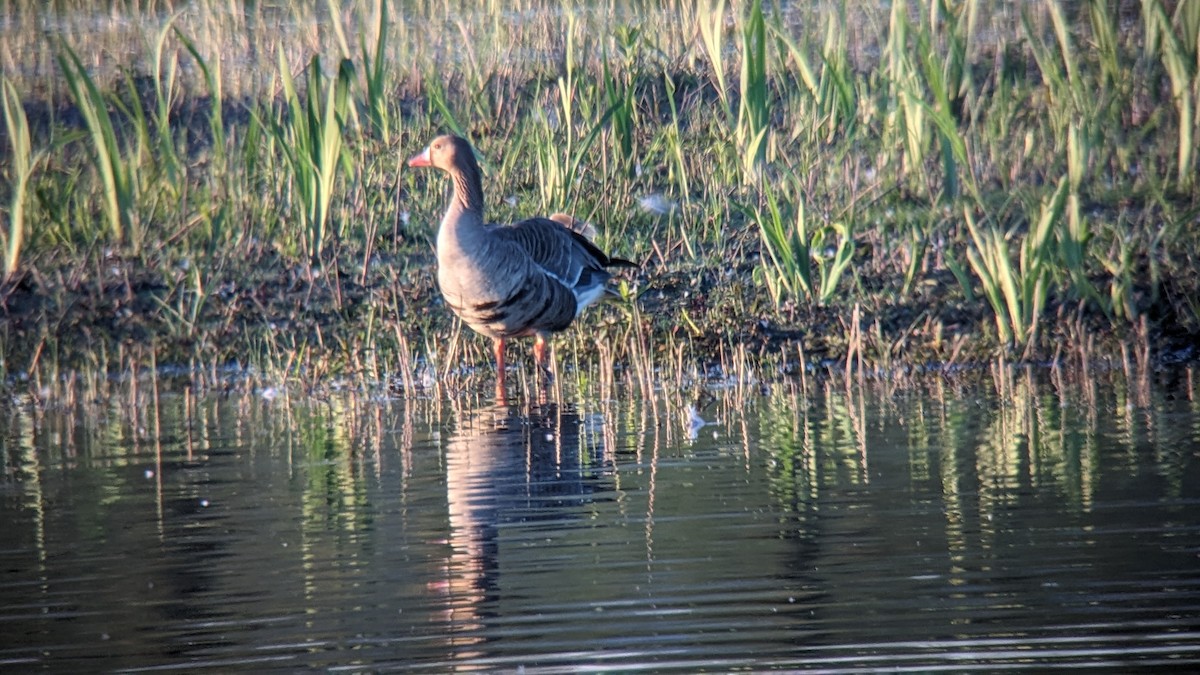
top-left (434, 401), bottom-right (616, 658)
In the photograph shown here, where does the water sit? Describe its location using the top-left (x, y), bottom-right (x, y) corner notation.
top-left (2, 371), bottom-right (1199, 671)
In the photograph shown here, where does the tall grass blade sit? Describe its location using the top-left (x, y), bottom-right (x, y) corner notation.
top-left (748, 178), bottom-right (813, 305)
top-left (737, 0), bottom-right (769, 181)
top-left (1148, 0), bottom-right (1197, 185)
top-left (56, 44), bottom-right (139, 250)
top-left (360, 0), bottom-right (391, 142)
top-left (747, 171), bottom-right (853, 308)
top-left (173, 27), bottom-right (226, 169)
top-left (963, 210), bottom-right (1013, 345)
top-left (816, 219), bottom-right (855, 305)
top-left (271, 52), bottom-right (353, 262)
top-left (151, 11), bottom-right (186, 187)
top-left (602, 50), bottom-right (635, 173)
top-left (662, 69), bottom-right (691, 202)
top-left (697, 0), bottom-right (732, 126)
top-left (536, 102), bottom-right (618, 212)
top-left (961, 179), bottom-right (1062, 351)
top-left (2, 78), bottom-right (42, 280)
top-left (425, 73), bottom-right (466, 138)
top-left (1088, 0), bottom-right (1120, 86)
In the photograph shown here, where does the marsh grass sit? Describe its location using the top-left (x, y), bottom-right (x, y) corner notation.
top-left (359, 1), bottom-right (392, 144)
top-left (736, 0), bottom-right (770, 182)
top-left (1, 77), bottom-right (40, 280)
top-left (0, 0), bottom-right (1198, 395)
top-left (962, 181), bottom-right (1063, 351)
top-left (269, 53), bottom-right (354, 263)
top-left (57, 45), bottom-right (143, 251)
top-left (1147, 0), bottom-right (1199, 186)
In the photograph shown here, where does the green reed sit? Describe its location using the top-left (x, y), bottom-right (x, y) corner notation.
top-left (531, 11), bottom-right (615, 213)
top-left (697, 0), bottom-right (731, 128)
top-left (749, 173), bottom-right (855, 307)
top-left (736, 0), bottom-right (770, 182)
top-left (1060, 121), bottom-right (1099, 310)
top-left (750, 178), bottom-right (812, 306)
top-left (57, 45), bottom-right (143, 251)
top-left (269, 52), bottom-right (354, 264)
top-left (1, 78), bottom-right (41, 281)
top-left (359, 0), bottom-right (392, 143)
top-left (963, 179), bottom-right (1066, 350)
top-left (768, 8), bottom-right (856, 145)
top-left (174, 27), bottom-right (227, 172)
top-left (1147, 0), bottom-right (1199, 186)
top-left (149, 16), bottom-right (185, 190)
top-left (601, 47), bottom-right (636, 175)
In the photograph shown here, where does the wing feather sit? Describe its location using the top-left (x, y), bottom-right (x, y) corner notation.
top-left (490, 217), bottom-right (610, 289)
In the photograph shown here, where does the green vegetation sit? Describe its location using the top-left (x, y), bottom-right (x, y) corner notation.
top-left (1, 77), bottom-right (40, 281)
top-left (0, 0), bottom-right (1197, 393)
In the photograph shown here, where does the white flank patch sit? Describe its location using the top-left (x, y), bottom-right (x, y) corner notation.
top-left (574, 284), bottom-right (607, 316)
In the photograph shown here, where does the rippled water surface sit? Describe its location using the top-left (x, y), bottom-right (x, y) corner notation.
top-left (2, 372), bottom-right (1199, 671)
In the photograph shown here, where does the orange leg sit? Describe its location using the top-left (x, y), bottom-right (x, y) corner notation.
top-left (493, 337), bottom-right (507, 399)
top-left (533, 333), bottom-right (553, 382)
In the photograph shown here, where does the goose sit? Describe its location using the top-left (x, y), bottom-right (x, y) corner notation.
top-left (407, 134), bottom-right (635, 395)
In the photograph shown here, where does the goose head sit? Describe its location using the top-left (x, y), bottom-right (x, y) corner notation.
top-left (407, 134), bottom-right (479, 176)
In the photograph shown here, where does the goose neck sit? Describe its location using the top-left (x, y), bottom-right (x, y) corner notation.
top-left (448, 163), bottom-right (484, 220)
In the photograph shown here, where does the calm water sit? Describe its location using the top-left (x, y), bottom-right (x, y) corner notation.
top-left (2, 371), bottom-right (1199, 672)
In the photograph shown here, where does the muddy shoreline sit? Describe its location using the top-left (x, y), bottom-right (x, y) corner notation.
top-left (2, 231), bottom-right (1195, 390)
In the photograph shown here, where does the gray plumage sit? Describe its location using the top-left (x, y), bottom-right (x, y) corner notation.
top-left (407, 134), bottom-right (634, 393)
